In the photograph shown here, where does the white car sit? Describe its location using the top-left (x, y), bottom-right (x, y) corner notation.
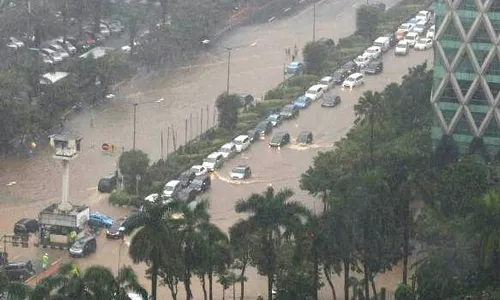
top-left (144, 193), bottom-right (171, 204)
top-left (426, 25), bottom-right (435, 39)
top-left (341, 73), bottom-right (364, 89)
top-left (163, 180), bottom-right (181, 197)
top-left (412, 20), bottom-right (427, 35)
top-left (305, 84), bottom-right (325, 101)
top-left (354, 55), bottom-right (371, 68)
top-left (414, 38), bottom-right (433, 50)
top-left (317, 76), bottom-right (334, 91)
top-left (202, 152), bottom-right (224, 171)
top-left (41, 48), bottom-right (64, 63)
top-left (47, 44), bottom-right (70, 59)
top-left (54, 38), bottom-right (77, 54)
top-left (405, 32), bottom-right (419, 47)
top-left (233, 135), bottom-right (251, 152)
top-left (190, 165), bottom-right (207, 176)
top-left (415, 10), bottom-right (431, 24)
top-left (219, 142), bottom-right (237, 159)
top-left (363, 46), bottom-right (382, 60)
top-left (395, 40), bottom-right (409, 56)
top-left (100, 23), bottom-right (111, 37)
top-left (6, 37), bottom-right (24, 49)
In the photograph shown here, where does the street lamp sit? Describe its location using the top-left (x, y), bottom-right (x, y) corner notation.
top-left (313, 2), bottom-right (316, 42)
top-left (226, 47), bottom-right (231, 94)
top-left (131, 98), bottom-right (164, 150)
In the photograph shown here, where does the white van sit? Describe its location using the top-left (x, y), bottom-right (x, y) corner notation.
top-left (405, 32), bottom-right (419, 47)
top-left (426, 25), bottom-right (435, 39)
top-left (373, 36), bottom-right (390, 52)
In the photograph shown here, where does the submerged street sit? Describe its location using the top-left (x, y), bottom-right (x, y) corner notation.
top-left (0, 0), bottom-right (433, 298)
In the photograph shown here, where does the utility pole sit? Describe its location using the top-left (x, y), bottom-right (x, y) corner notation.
top-left (226, 47), bottom-right (231, 94)
top-left (313, 2), bottom-right (316, 42)
top-left (132, 103), bottom-right (137, 150)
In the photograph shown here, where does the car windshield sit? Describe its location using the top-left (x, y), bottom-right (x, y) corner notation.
top-left (191, 166), bottom-right (201, 172)
top-left (428, 27), bottom-right (435, 32)
top-left (355, 57), bottom-right (365, 62)
top-left (345, 77), bottom-right (355, 82)
top-left (191, 179), bottom-right (203, 185)
top-left (320, 79), bottom-right (330, 85)
top-left (366, 48), bottom-right (377, 54)
top-left (282, 106), bottom-right (293, 112)
top-left (417, 12), bottom-right (427, 18)
top-left (165, 185), bottom-right (175, 191)
top-left (298, 134), bottom-right (308, 141)
top-left (268, 115), bottom-right (279, 121)
top-left (406, 35), bottom-right (417, 40)
top-left (333, 71), bottom-right (344, 77)
top-left (73, 239), bottom-right (86, 248)
top-left (417, 38), bottom-right (427, 43)
top-left (399, 24), bottom-right (409, 30)
top-left (368, 62), bottom-right (378, 68)
top-left (271, 135), bottom-right (284, 142)
top-left (220, 147), bottom-right (230, 153)
top-left (397, 42), bottom-right (407, 47)
top-left (306, 89), bottom-right (317, 95)
top-left (415, 24), bottom-right (425, 29)
top-left (232, 167), bottom-right (246, 174)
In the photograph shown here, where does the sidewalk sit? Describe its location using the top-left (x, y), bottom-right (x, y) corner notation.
top-left (25, 259), bottom-right (61, 287)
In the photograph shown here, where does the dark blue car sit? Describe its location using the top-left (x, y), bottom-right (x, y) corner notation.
top-left (293, 96), bottom-right (312, 109)
top-left (89, 212), bottom-right (113, 228)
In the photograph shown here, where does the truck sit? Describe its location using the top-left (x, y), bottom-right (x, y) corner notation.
top-left (38, 204), bottom-right (90, 229)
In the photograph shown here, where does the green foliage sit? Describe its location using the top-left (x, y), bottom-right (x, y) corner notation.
top-left (303, 40), bottom-right (332, 75)
top-left (395, 283), bottom-right (415, 300)
top-left (285, 75), bottom-right (321, 92)
top-left (109, 190), bottom-right (140, 207)
top-left (118, 150), bottom-right (150, 194)
top-left (356, 3), bottom-right (385, 40)
top-left (216, 93), bottom-right (241, 131)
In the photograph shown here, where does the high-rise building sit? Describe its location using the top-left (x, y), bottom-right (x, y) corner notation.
top-left (431, 0), bottom-right (500, 158)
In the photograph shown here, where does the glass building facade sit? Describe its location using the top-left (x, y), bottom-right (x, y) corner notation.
top-left (431, 0), bottom-right (500, 157)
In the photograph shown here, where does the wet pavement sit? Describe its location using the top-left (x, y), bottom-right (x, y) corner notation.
top-left (0, 0), bottom-right (433, 298)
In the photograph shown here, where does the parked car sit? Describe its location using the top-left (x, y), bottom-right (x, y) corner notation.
top-left (47, 44), bottom-right (70, 59)
top-left (254, 121), bottom-right (274, 137)
top-left (106, 218), bottom-right (126, 239)
top-left (267, 113), bottom-right (283, 127)
top-left (6, 37), bottom-right (24, 49)
top-left (305, 85), bottom-right (325, 101)
top-left (321, 94), bottom-right (341, 107)
top-left (407, 17), bottom-right (419, 26)
top-left (89, 212), bottom-right (113, 228)
top-left (269, 132), bottom-right (290, 148)
top-left (163, 180), bottom-right (182, 198)
top-left (247, 129), bottom-right (260, 142)
top-left (188, 175), bottom-right (211, 193)
top-left (40, 48), bottom-right (64, 63)
top-left (342, 73), bottom-right (365, 89)
top-left (178, 170), bottom-right (196, 187)
top-left (412, 20), bottom-right (428, 35)
top-left (280, 104), bottom-right (299, 119)
top-left (219, 142), bottom-right (237, 159)
top-left (175, 188), bottom-right (197, 202)
top-left (363, 46), bottom-right (382, 60)
top-left (354, 55), bottom-right (371, 69)
top-left (69, 235), bottom-right (97, 257)
top-left (414, 37), bottom-right (433, 50)
top-left (14, 218), bottom-right (38, 235)
top-left (317, 76), bottom-right (334, 91)
top-left (426, 25), bottom-right (435, 39)
top-left (364, 60), bottom-right (384, 75)
top-left (294, 95), bottom-right (312, 108)
top-left (405, 32), bottom-right (420, 47)
top-left (98, 174), bottom-right (117, 193)
top-left (3, 261), bottom-right (35, 281)
top-left (396, 23), bottom-right (413, 40)
top-left (415, 10), bottom-right (431, 23)
top-left (372, 36), bottom-right (390, 52)
top-left (233, 135), bottom-right (251, 152)
top-left (297, 131), bottom-right (313, 145)
top-left (341, 61), bottom-right (359, 74)
top-left (202, 152), bottom-right (224, 171)
top-left (230, 165), bottom-right (252, 180)
top-left (190, 165), bottom-right (208, 176)
top-left (286, 61), bottom-right (304, 74)
top-left (383, 32), bottom-right (398, 47)
top-left (332, 68), bottom-right (350, 84)
top-left (395, 40), bottom-right (410, 56)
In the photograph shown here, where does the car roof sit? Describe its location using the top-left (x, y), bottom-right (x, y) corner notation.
top-left (320, 76), bottom-right (332, 80)
top-left (193, 174), bottom-right (209, 180)
top-left (299, 130), bottom-right (312, 135)
top-left (234, 135), bottom-right (249, 141)
top-left (308, 84), bottom-right (323, 90)
top-left (221, 142), bottom-right (235, 148)
top-left (368, 60), bottom-right (382, 65)
top-left (191, 165), bottom-right (204, 169)
top-left (349, 72), bottom-right (363, 77)
top-left (289, 61), bottom-right (301, 66)
top-left (374, 36), bottom-right (389, 41)
top-left (233, 165), bottom-right (249, 169)
top-left (398, 40), bottom-right (409, 44)
top-left (284, 104), bottom-right (295, 108)
top-left (416, 20), bottom-right (427, 25)
top-left (207, 152), bottom-right (223, 158)
top-left (166, 180), bottom-right (180, 186)
top-left (406, 32), bottom-right (419, 36)
top-left (367, 46), bottom-right (381, 50)
top-left (274, 131), bottom-right (289, 137)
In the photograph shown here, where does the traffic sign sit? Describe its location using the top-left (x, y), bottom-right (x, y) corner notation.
top-left (102, 143), bottom-right (110, 151)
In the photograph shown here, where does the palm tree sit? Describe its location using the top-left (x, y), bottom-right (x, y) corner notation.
top-left (235, 186), bottom-right (310, 300)
top-left (354, 90), bottom-right (384, 167)
top-left (229, 220), bottom-right (256, 300)
top-left (30, 263), bottom-right (146, 300)
top-left (125, 201), bottom-right (179, 300)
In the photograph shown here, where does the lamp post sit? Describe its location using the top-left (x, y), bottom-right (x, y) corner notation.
top-left (131, 98), bottom-right (164, 150)
top-left (226, 47), bottom-right (232, 94)
top-left (313, 2), bottom-right (316, 42)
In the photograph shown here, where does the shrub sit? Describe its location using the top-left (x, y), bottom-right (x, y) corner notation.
top-left (109, 190), bottom-right (140, 207)
top-left (286, 75), bottom-right (320, 91)
top-left (265, 88), bottom-right (285, 100)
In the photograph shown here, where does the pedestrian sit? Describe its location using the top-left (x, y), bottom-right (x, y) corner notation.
top-left (42, 253), bottom-right (49, 270)
top-left (292, 54), bottom-right (295, 61)
top-left (293, 44), bottom-right (298, 58)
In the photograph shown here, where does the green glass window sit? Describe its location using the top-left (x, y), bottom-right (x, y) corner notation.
top-left (487, 82), bottom-right (500, 99)
top-left (470, 82), bottom-right (489, 105)
top-left (471, 111), bottom-right (487, 128)
top-left (488, 15), bottom-right (500, 36)
top-left (456, 53), bottom-right (475, 74)
top-left (489, 0), bottom-right (500, 13)
top-left (471, 47), bottom-right (491, 67)
top-left (455, 112), bottom-right (474, 135)
top-left (457, 0), bottom-right (478, 10)
top-left (484, 117), bottom-right (500, 138)
top-left (443, 45), bottom-right (459, 64)
top-left (485, 54), bottom-right (500, 76)
top-left (457, 79), bottom-right (473, 97)
top-left (442, 109), bottom-right (456, 124)
top-left (440, 80), bottom-right (460, 105)
top-left (470, 19), bottom-right (492, 43)
top-left (442, 19), bottom-right (462, 42)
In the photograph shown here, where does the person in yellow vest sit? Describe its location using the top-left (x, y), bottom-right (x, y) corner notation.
top-left (70, 263), bottom-right (80, 277)
top-left (42, 253), bottom-right (49, 270)
top-left (67, 230), bottom-right (77, 247)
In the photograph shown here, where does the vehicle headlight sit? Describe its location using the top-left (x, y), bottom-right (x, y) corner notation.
top-left (106, 230), bottom-right (110, 234)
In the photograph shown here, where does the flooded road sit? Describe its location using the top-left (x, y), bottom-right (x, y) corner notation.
top-left (0, 0), bottom-right (434, 298)
top-left (0, 0), bottom-right (401, 204)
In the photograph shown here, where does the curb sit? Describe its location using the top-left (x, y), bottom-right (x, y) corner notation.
top-left (34, 243), bottom-right (69, 250)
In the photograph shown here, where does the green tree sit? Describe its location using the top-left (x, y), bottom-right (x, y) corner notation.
top-left (124, 201), bottom-right (178, 300)
top-left (229, 220), bottom-right (255, 300)
top-left (394, 283), bottom-right (415, 300)
top-left (119, 150), bottom-right (150, 194)
top-left (355, 3), bottom-right (385, 40)
top-left (354, 90), bottom-right (384, 167)
top-left (235, 186), bottom-right (310, 300)
top-left (215, 93), bottom-right (240, 131)
top-left (302, 40), bottom-right (332, 75)
top-left (472, 190), bottom-right (500, 271)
